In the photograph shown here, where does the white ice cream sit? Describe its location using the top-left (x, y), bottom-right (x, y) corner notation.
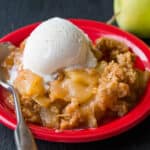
top-left (23, 17), bottom-right (97, 82)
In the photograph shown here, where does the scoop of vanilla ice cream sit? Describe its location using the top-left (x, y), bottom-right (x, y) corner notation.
top-left (23, 17), bottom-right (97, 81)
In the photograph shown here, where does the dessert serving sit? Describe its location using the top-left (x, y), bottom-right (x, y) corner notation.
top-left (1, 17), bottom-right (149, 130)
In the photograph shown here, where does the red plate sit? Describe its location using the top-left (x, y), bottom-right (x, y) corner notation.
top-left (0, 19), bottom-right (150, 143)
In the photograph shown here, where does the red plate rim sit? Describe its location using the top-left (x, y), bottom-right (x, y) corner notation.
top-left (0, 18), bottom-right (150, 143)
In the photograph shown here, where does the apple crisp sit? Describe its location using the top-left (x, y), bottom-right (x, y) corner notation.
top-left (1, 37), bottom-right (149, 130)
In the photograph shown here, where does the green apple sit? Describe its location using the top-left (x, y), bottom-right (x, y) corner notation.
top-left (114, 0), bottom-right (150, 38)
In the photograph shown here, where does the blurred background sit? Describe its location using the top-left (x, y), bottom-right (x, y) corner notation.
top-left (0, 0), bottom-right (113, 37)
top-left (0, 0), bottom-right (150, 150)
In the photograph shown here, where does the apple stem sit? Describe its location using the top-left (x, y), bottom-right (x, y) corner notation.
top-left (106, 12), bottom-right (120, 25)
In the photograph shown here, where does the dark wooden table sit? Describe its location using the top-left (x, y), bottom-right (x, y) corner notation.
top-left (0, 0), bottom-right (150, 150)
